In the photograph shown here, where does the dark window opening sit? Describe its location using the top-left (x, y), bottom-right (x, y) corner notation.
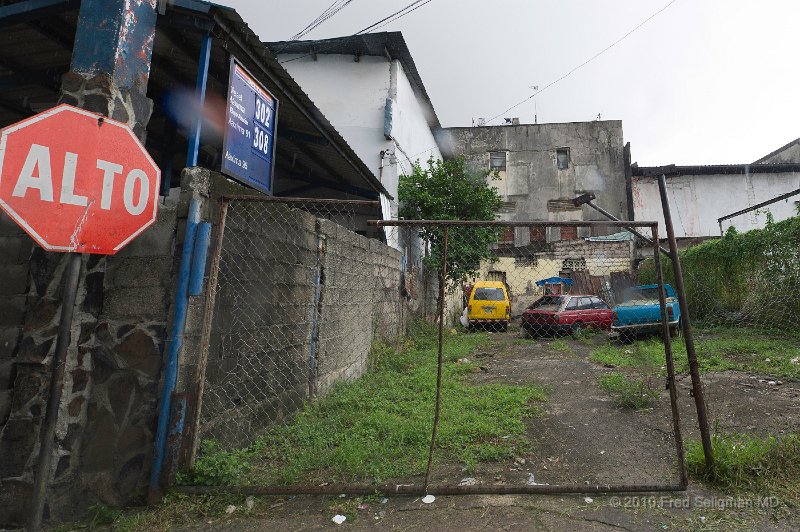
top-left (556, 148), bottom-right (570, 170)
top-left (490, 151), bottom-right (506, 171)
top-left (560, 225), bottom-right (577, 241)
top-left (499, 226), bottom-right (515, 245)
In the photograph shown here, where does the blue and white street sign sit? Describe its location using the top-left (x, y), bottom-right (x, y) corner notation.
top-left (221, 57), bottom-right (278, 194)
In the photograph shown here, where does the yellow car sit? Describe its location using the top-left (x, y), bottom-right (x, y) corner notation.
top-left (467, 281), bottom-right (511, 331)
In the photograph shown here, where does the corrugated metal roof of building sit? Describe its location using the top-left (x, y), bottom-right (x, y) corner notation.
top-left (0, 0), bottom-right (389, 201)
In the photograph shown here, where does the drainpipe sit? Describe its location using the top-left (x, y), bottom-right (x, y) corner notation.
top-left (149, 198), bottom-right (200, 502)
top-left (149, 31), bottom-right (212, 502)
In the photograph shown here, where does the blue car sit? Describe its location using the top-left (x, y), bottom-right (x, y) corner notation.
top-left (611, 284), bottom-right (681, 340)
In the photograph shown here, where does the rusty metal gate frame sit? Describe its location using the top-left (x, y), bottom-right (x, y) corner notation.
top-left (182, 211), bottom-right (688, 497)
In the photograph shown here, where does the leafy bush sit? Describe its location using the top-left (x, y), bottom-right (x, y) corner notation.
top-left (181, 440), bottom-right (251, 485)
top-left (639, 216), bottom-right (800, 331)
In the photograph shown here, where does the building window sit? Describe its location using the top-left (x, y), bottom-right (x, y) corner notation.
top-left (499, 226), bottom-right (514, 245)
top-left (560, 225), bottom-right (577, 241)
top-left (530, 226), bottom-right (546, 242)
top-left (490, 151), bottom-right (506, 171)
top-left (556, 148), bottom-right (570, 170)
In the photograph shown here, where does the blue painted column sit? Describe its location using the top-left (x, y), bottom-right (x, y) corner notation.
top-left (186, 33), bottom-right (213, 167)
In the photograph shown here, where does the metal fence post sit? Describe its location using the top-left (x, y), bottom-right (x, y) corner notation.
top-left (657, 174), bottom-right (714, 477)
top-left (28, 252), bottom-right (82, 531)
top-left (424, 226), bottom-right (448, 491)
top-left (652, 224), bottom-right (688, 487)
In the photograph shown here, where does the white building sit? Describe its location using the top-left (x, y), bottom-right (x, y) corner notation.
top-left (266, 32), bottom-right (443, 247)
top-left (632, 161), bottom-right (800, 239)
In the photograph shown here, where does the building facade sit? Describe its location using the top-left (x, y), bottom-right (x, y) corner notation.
top-left (437, 121), bottom-right (630, 244)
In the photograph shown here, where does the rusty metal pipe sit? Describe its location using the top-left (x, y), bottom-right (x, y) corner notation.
top-left (652, 225), bottom-right (688, 488)
top-left (424, 227), bottom-right (448, 491)
top-left (657, 174), bottom-right (714, 477)
top-left (368, 220), bottom-right (658, 228)
top-left (175, 482), bottom-right (687, 497)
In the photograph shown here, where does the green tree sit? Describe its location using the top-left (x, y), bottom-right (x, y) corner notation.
top-left (398, 157), bottom-right (504, 284)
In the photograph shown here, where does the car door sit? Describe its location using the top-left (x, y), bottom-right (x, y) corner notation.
top-left (591, 297), bottom-right (612, 328)
top-left (575, 297), bottom-right (595, 325)
top-left (561, 296), bottom-right (579, 325)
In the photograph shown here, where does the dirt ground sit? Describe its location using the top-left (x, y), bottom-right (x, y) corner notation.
top-left (164, 327), bottom-right (799, 531)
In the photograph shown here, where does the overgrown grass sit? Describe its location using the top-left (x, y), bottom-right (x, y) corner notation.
top-left (185, 321), bottom-right (547, 486)
top-left (591, 327), bottom-right (800, 380)
top-left (598, 373), bottom-right (659, 409)
top-left (686, 433), bottom-right (800, 502)
top-left (548, 338), bottom-right (572, 353)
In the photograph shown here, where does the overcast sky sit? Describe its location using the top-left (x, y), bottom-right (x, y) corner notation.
top-left (223, 0), bottom-right (799, 166)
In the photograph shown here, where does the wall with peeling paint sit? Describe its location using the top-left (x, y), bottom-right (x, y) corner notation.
top-left (438, 121), bottom-right (628, 243)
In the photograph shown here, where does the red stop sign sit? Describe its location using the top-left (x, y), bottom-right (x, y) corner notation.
top-left (0, 104), bottom-right (160, 255)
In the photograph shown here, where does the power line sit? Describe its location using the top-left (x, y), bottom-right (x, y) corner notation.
top-left (290, 0), bottom-right (357, 41)
top-left (486, 0), bottom-right (679, 124)
top-left (278, 0), bottom-right (434, 64)
top-left (389, 0), bottom-right (681, 171)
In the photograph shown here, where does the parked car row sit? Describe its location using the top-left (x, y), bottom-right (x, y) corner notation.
top-left (518, 284), bottom-right (681, 339)
top-left (463, 279), bottom-right (682, 340)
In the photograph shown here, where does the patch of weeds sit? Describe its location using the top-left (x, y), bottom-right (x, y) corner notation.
top-left (598, 373), bottom-right (659, 410)
top-left (548, 338), bottom-right (571, 353)
top-left (590, 327), bottom-right (800, 381)
top-left (686, 433), bottom-right (800, 502)
top-left (591, 340), bottom-right (664, 370)
top-left (247, 320), bottom-right (547, 484)
top-left (86, 504), bottom-right (123, 529)
top-left (179, 440), bottom-right (252, 485)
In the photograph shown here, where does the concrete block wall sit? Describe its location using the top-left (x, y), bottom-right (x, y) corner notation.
top-left (195, 192), bottom-right (415, 449)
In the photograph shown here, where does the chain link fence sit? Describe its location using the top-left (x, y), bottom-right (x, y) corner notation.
top-left (636, 216), bottom-right (800, 448)
top-left (188, 211), bottom-right (686, 493)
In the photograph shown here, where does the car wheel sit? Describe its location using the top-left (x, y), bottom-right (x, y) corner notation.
top-left (670, 319), bottom-right (682, 338)
top-left (571, 322), bottom-right (583, 335)
top-left (620, 331), bottom-right (635, 344)
top-left (501, 322), bottom-right (509, 332)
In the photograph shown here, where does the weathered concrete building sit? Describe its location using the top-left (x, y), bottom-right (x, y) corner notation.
top-left (437, 121), bottom-right (630, 244)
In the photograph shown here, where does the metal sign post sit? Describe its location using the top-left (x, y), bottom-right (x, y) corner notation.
top-left (28, 252), bottom-right (82, 531)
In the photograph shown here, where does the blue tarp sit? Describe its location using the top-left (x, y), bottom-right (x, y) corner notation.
top-left (535, 277), bottom-right (573, 286)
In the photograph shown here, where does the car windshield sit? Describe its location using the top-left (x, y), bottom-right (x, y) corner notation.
top-left (619, 287), bottom-right (661, 306)
top-left (527, 295), bottom-right (563, 310)
top-left (472, 287), bottom-right (505, 301)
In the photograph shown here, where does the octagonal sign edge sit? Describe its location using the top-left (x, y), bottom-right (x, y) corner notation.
top-left (0, 104), bottom-right (161, 255)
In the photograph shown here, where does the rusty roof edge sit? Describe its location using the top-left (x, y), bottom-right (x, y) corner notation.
top-left (166, 0), bottom-right (392, 200)
top-left (633, 163), bottom-right (800, 177)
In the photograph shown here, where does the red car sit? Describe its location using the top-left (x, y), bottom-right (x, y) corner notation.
top-left (521, 294), bottom-right (613, 335)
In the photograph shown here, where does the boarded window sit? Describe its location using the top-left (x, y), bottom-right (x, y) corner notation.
top-left (556, 148), bottom-right (570, 170)
top-left (530, 226), bottom-right (546, 242)
top-left (560, 225), bottom-right (577, 241)
top-left (499, 226), bottom-right (514, 245)
top-left (490, 151), bottom-right (506, 171)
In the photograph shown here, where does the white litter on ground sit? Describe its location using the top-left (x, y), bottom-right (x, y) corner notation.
top-left (422, 494), bottom-right (436, 504)
top-left (584, 497), bottom-right (594, 504)
top-left (332, 514), bottom-right (347, 525)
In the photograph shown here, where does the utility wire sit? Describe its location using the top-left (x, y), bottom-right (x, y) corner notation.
top-left (487, 0), bottom-right (679, 124)
top-left (278, 0), bottom-right (433, 64)
top-left (290, 0), bottom-right (357, 41)
top-left (391, 0), bottom-right (680, 170)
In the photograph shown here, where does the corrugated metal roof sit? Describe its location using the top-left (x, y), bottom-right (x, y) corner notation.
top-left (0, 0), bottom-right (389, 201)
top-left (633, 163), bottom-right (800, 177)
